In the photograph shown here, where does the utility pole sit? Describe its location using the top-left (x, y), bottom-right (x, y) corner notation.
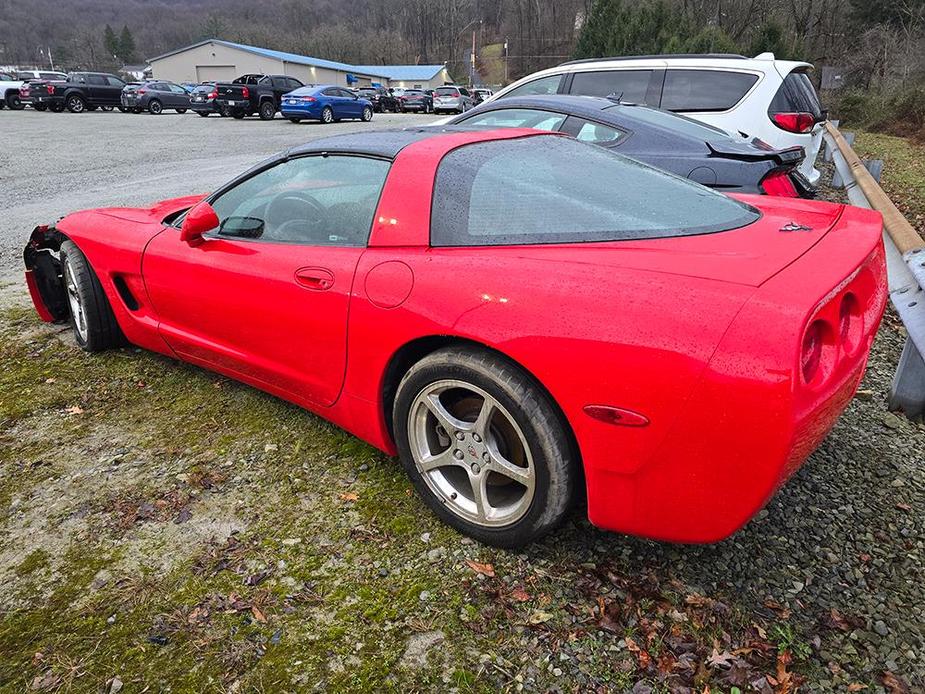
top-left (470, 29), bottom-right (476, 87)
top-left (504, 38), bottom-right (509, 85)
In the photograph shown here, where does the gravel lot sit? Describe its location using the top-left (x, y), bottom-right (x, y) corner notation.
top-left (0, 113), bottom-right (923, 692)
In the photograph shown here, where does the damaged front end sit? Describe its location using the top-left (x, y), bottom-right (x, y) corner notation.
top-left (23, 225), bottom-right (69, 323)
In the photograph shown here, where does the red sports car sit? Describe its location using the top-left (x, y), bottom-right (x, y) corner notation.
top-left (24, 128), bottom-right (887, 547)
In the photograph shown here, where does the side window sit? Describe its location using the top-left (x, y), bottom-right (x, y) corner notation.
top-left (209, 155), bottom-right (391, 246)
top-left (502, 74), bottom-right (563, 98)
top-left (287, 78), bottom-right (303, 91)
top-left (661, 70), bottom-right (759, 112)
top-left (568, 70), bottom-right (651, 103)
top-left (73, 74), bottom-right (87, 84)
top-left (169, 84), bottom-right (186, 93)
top-left (459, 88), bottom-right (470, 96)
top-left (106, 76), bottom-right (125, 87)
top-left (563, 117), bottom-right (625, 145)
top-left (87, 74), bottom-right (107, 86)
top-left (271, 77), bottom-right (287, 89)
top-left (322, 87), bottom-right (340, 97)
top-left (461, 108), bottom-right (566, 131)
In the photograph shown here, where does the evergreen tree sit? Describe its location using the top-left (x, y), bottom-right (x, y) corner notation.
top-left (118, 25), bottom-right (136, 63)
top-left (103, 24), bottom-right (119, 60)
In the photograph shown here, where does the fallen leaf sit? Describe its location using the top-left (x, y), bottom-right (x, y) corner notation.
top-left (339, 492), bottom-right (358, 502)
top-left (30, 672), bottom-right (60, 691)
top-left (251, 605), bottom-right (267, 623)
top-left (464, 560), bottom-right (495, 577)
top-left (823, 607), bottom-right (851, 631)
top-left (527, 610), bottom-right (553, 624)
top-left (847, 684), bottom-right (867, 692)
top-left (776, 651), bottom-right (793, 694)
top-left (64, 405), bottom-right (84, 415)
top-left (706, 648), bottom-right (736, 669)
top-left (243, 570), bottom-right (272, 587)
top-left (882, 671), bottom-right (909, 694)
top-left (895, 502), bottom-right (911, 511)
top-left (685, 594), bottom-right (711, 607)
top-left (509, 587), bottom-right (530, 602)
top-left (763, 598), bottom-right (791, 619)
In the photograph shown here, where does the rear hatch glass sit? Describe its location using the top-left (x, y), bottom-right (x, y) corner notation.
top-left (436, 88), bottom-right (460, 97)
top-left (768, 70), bottom-right (823, 120)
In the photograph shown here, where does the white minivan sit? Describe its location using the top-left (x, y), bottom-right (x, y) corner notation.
top-left (487, 53), bottom-right (826, 186)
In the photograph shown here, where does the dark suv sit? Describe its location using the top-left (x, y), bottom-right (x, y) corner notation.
top-left (121, 80), bottom-right (191, 114)
top-left (356, 87), bottom-right (399, 113)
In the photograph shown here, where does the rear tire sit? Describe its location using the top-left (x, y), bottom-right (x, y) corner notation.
top-left (259, 101), bottom-right (275, 120)
top-left (66, 94), bottom-right (86, 113)
top-left (232, 110), bottom-right (245, 119)
top-left (289, 117), bottom-right (302, 123)
top-left (361, 106), bottom-right (372, 122)
top-left (393, 346), bottom-right (577, 548)
top-left (6, 92), bottom-right (23, 110)
top-left (59, 240), bottom-right (124, 352)
top-left (148, 99), bottom-right (163, 115)
top-left (321, 106), bottom-right (333, 124)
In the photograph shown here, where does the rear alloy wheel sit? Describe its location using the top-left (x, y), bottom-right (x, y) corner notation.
top-left (6, 93), bottom-right (23, 110)
top-left (321, 106), bottom-right (334, 124)
top-left (361, 106), bottom-right (372, 122)
top-left (59, 240), bottom-right (124, 352)
top-left (147, 99), bottom-right (163, 115)
top-left (259, 101), bottom-right (275, 120)
top-left (393, 347), bottom-right (577, 547)
top-left (66, 94), bottom-right (86, 113)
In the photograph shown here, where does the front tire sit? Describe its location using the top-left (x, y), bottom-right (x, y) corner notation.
top-left (361, 106), bottom-right (372, 122)
top-left (59, 240), bottom-right (124, 352)
top-left (321, 106), bottom-right (333, 124)
top-left (66, 94), bottom-right (86, 113)
top-left (148, 99), bottom-right (163, 115)
top-left (6, 93), bottom-right (23, 110)
top-left (197, 111), bottom-right (210, 117)
top-left (289, 117), bottom-right (302, 123)
top-left (393, 346), bottom-right (577, 548)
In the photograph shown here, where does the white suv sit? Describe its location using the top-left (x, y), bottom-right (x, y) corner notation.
top-left (487, 53), bottom-right (826, 186)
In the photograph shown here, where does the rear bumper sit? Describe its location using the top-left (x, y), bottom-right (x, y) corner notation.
top-left (30, 94), bottom-right (63, 106)
top-left (189, 100), bottom-right (219, 113)
top-left (281, 104), bottom-right (324, 119)
top-left (582, 213), bottom-right (887, 542)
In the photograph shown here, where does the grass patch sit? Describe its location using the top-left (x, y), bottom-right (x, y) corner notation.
top-left (853, 131), bottom-right (925, 233)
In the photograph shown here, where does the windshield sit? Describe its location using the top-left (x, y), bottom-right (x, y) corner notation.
top-left (431, 136), bottom-right (759, 246)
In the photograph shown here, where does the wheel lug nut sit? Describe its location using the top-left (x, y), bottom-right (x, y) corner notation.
top-left (454, 431), bottom-right (465, 441)
top-left (453, 450), bottom-right (464, 460)
top-left (482, 452), bottom-right (490, 462)
top-left (472, 433), bottom-right (481, 443)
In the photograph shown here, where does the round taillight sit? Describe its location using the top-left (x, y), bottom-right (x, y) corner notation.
top-left (801, 320), bottom-right (825, 384)
top-left (839, 293), bottom-right (862, 354)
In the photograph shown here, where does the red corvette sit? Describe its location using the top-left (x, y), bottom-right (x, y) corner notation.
top-left (24, 127), bottom-right (887, 547)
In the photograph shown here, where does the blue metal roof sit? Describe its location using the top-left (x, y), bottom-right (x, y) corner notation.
top-left (352, 64), bottom-right (446, 81)
top-left (148, 40), bottom-right (443, 82)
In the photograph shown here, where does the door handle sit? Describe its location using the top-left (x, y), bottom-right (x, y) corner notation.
top-left (294, 267), bottom-right (334, 291)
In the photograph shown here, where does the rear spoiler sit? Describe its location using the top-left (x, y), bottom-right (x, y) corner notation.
top-left (706, 139), bottom-right (805, 166)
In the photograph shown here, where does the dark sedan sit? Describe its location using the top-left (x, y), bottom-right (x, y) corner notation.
top-left (121, 80), bottom-right (191, 115)
top-left (447, 95), bottom-right (812, 197)
top-left (188, 82), bottom-right (223, 117)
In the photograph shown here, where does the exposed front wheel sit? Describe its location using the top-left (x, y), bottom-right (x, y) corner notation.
top-left (321, 106), bottom-right (333, 124)
top-left (259, 101), bottom-right (275, 120)
top-left (393, 347), bottom-right (577, 548)
top-left (59, 240), bottom-right (124, 352)
top-left (66, 94), bottom-right (86, 113)
top-left (148, 99), bottom-right (163, 115)
top-left (361, 106), bottom-right (372, 122)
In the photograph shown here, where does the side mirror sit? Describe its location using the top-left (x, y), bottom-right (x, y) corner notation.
top-left (180, 201), bottom-right (219, 244)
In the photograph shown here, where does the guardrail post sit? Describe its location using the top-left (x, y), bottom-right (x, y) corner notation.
top-left (891, 340), bottom-right (925, 418)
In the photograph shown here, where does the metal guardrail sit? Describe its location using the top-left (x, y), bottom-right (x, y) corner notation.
top-left (823, 122), bottom-right (925, 418)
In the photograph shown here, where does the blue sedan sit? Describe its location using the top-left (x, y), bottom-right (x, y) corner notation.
top-left (281, 85), bottom-right (374, 124)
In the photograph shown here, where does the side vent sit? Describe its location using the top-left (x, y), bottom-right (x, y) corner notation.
top-left (112, 275), bottom-right (140, 311)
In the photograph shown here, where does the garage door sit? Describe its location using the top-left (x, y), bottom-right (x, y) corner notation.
top-left (196, 65), bottom-right (237, 82)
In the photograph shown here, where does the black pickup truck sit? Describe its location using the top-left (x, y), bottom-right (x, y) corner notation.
top-left (214, 74), bottom-right (305, 120)
top-left (28, 72), bottom-right (127, 113)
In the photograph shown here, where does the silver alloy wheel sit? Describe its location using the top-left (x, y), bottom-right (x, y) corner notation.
top-left (63, 258), bottom-right (88, 342)
top-left (408, 379), bottom-right (535, 528)
top-left (322, 107), bottom-right (333, 123)
top-left (68, 95), bottom-right (84, 113)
